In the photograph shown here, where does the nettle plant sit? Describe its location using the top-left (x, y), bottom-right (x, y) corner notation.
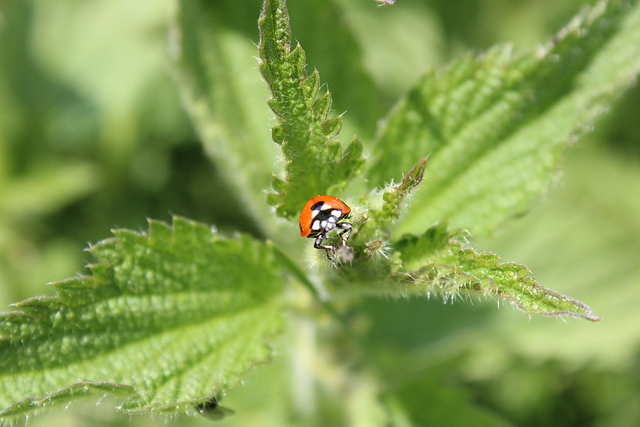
top-left (2, 0), bottom-right (640, 422)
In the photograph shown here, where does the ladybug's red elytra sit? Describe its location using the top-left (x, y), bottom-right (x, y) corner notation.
top-left (299, 195), bottom-right (352, 257)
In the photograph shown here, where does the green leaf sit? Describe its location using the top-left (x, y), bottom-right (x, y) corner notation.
top-left (0, 217), bottom-right (284, 417)
top-left (367, 0), bottom-right (640, 236)
top-left (258, 0), bottom-right (365, 219)
top-left (479, 143), bottom-right (640, 365)
top-left (169, 0), bottom-right (278, 233)
top-left (349, 158), bottom-right (428, 253)
top-left (327, 220), bottom-right (599, 321)
top-left (390, 223), bottom-right (601, 321)
top-left (379, 158), bottom-right (428, 224)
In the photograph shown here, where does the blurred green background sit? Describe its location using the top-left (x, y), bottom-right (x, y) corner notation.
top-left (1, 0), bottom-right (639, 425)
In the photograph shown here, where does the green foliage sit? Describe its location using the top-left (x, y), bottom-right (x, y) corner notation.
top-left (170, 0), bottom-right (279, 234)
top-left (377, 157), bottom-right (428, 228)
top-left (252, 0), bottom-right (600, 324)
top-left (259, 0), bottom-right (365, 219)
top-left (393, 223), bottom-right (600, 320)
top-left (0, 217), bottom-right (283, 417)
top-left (342, 157), bottom-right (428, 255)
top-left (1, 0), bottom-right (639, 425)
top-left (368, 0), bottom-right (640, 236)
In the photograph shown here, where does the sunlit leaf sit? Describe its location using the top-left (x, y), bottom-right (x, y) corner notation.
top-left (259, 0), bottom-right (365, 219)
top-left (367, 0), bottom-right (640, 236)
top-left (0, 217), bottom-right (284, 417)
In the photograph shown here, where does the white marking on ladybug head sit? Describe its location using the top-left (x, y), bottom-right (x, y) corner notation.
top-left (331, 209), bottom-right (342, 218)
top-left (311, 221), bottom-right (322, 231)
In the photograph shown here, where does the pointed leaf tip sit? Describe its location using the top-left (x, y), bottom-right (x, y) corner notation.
top-left (390, 223), bottom-right (601, 321)
top-left (259, 0), bottom-right (365, 218)
top-left (377, 157), bottom-right (430, 226)
top-left (399, 157), bottom-right (428, 193)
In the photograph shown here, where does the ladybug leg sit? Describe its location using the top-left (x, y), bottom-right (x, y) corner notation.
top-left (336, 222), bottom-right (353, 244)
top-left (312, 233), bottom-right (331, 259)
top-left (325, 247), bottom-right (335, 260)
top-left (314, 232), bottom-right (337, 260)
top-left (313, 232), bottom-right (333, 251)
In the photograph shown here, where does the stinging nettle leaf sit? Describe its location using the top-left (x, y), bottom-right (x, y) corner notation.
top-left (392, 223), bottom-right (601, 321)
top-left (380, 158), bottom-right (428, 221)
top-left (0, 217), bottom-right (284, 418)
top-left (368, 0), bottom-right (640, 236)
top-left (259, 0), bottom-right (365, 219)
top-left (353, 158), bottom-right (429, 247)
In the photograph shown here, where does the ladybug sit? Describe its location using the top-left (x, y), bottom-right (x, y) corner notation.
top-left (299, 195), bottom-right (353, 256)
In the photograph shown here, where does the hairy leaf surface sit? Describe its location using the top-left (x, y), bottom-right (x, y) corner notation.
top-left (259, 0), bottom-right (365, 219)
top-left (367, 0), bottom-right (640, 236)
top-left (392, 223), bottom-right (600, 320)
top-left (0, 218), bottom-right (284, 417)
